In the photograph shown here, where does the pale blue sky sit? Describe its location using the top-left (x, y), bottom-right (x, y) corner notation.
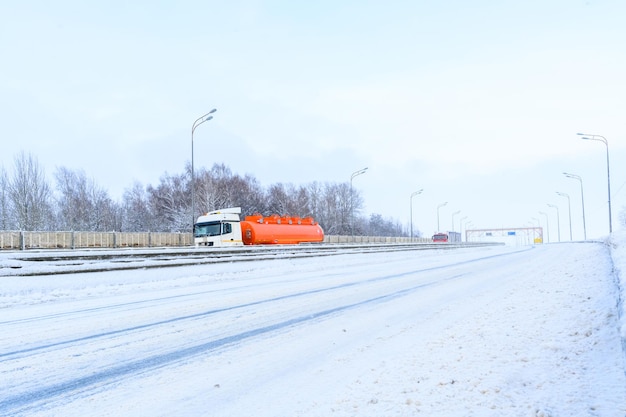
top-left (2, 0), bottom-right (625, 239)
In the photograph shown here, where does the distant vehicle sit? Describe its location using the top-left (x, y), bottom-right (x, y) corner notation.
top-left (432, 232), bottom-right (461, 243)
top-left (194, 207), bottom-right (324, 247)
top-left (432, 233), bottom-right (448, 242)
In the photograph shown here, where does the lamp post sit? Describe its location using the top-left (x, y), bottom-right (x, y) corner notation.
top-left (564, 172), bottom-right (587, 240)
top-left (548, 203), bottom-right (561, 242)
top-left (191, 109), bottom-right (217, 228)
top-left (465, 221), bottom-right (473, 232)
top-left (465, 222), bottom-right (474, 242)
top-left (451, 210), bottom-right (461, 232)
top-left (460, 216), bottom-right (468, 242)
top-left (437, 202), bottom-right (447, 232)
top-left (410, 189), bottom-right (423, 241)
top-left (531, 217), bottom-right (541, 244)
top-left (556, 191), bottom-right (572, 241)
top-left (350, 167), bottom-right (368, 238)
top-left (577, 133), bottom-right (612, 233)
top-left (539, 211), bottom-right (549, 243)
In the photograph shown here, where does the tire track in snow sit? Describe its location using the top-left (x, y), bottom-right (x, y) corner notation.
top-left (0, 247), bottom-right (533, 415)
top-left (0, 269), bottom-right (474, 415)
top-left (1, 247), bottom-right (530, 361)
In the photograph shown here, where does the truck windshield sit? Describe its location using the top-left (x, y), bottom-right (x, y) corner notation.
top-left (194, 221), bottom-right (222, 238)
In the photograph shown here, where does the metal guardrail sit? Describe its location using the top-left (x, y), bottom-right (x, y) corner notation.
top-left (0, 231), bottom-right (434, 250)
top-left (1, 240), bottom-right (501, 277)
top-left (324, 235), bottom-right (432, 244)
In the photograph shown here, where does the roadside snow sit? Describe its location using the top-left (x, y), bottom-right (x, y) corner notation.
top-left (609, 234), bottom-right (626, 349)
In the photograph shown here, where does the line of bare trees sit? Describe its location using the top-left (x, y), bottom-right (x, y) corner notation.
top-left (0, 152), bottom-right (410, 237)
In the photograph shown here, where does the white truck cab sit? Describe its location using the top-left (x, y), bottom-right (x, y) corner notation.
top-left (194, 207), bottom-right (244, 247)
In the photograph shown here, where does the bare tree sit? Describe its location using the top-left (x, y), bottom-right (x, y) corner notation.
top-left (265, 182), bottom-right (314, 217)
top-left (54, 167), bottom-right (118, 231)
top-left (0, 166), bottom-right (14, 230)
top-left (54, 167), bottom-right (91, 231)
top-left (292, 185), bottom-right (311, 216)
top-left (195, 163), bottom-right (247, 212)
top-left (223, 173), bottom-right (265, 217)
top-left (313, 183), bottom-right (346, 235)
top-left (194, 165), bottom-right (228, 215)
top-left (89, 187), bottom-right (119, 231)
top-left (366, 213), bottom-right (406, 237)
top-left (0, 153), bottom-right (406, 237)
top-left (237, 174), bottom-right (265, 216)
top-left (336, 182), bottom-right (353, 234)
top-left (306, 181), bottom-right (323, 219)
top-left (195, 163), bottom-right (266, 218)
top-left (122, 182), bottom-right (153, 232)
top-left (265, 183), bottom-right (292, 215)
top-left (7, 152), bottom-right (54, 231)
top-left (147, 172), bottom-right (190, 232)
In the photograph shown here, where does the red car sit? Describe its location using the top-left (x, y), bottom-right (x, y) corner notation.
top-left (432, 233), bottom-right (448, 242)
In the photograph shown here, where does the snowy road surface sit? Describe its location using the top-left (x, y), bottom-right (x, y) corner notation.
top-left (1, 242), bottom-right (625, 416)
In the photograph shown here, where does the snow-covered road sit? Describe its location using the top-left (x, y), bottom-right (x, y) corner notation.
top-left (1, 242), bottom-right (625, 416)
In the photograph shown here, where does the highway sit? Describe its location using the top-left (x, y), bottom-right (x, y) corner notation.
top-left (1, 242), bottom-right (624, 416)
top-left (0, 242), bottom-right (488, 276)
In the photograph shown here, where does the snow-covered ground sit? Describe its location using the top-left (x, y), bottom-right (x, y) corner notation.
top-left (1, 239), bottom-right (625, 416)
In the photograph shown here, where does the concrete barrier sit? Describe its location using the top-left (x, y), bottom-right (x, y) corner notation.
top-left (0, 231), bottom-right (193, 250)
top-left (0, 231), bottom-right (428, 250)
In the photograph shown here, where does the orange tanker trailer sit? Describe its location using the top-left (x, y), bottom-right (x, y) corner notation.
top-left (194, 207), bottom-right (324, 247)
top-left (240, 213), bottom-right (324, 245)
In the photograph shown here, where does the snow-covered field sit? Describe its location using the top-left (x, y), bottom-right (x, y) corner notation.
top-left (1, 239), bottom-right (625, 416)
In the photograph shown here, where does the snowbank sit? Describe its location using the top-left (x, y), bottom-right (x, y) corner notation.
top-left (609, 232), bottom-right (626, 341)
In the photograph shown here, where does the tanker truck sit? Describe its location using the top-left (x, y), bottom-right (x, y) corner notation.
top-left (194, 207), bottom-right (324, 246)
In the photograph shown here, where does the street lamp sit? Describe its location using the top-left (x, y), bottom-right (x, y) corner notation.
top-left (556, 191), bottom-right (572, 241)
top-left (460, 216), bottom-right (468, 242)
top-left (577, 133), bottom-right (612, 233)
top-left (531, 217), bottom-right (541, 244)
top-left (539, 211), bottom-right (549, 243)
top-left (191, 109), bottom-right (217, 228)
top-left (547, 203), bottom-right (561, 242)
top-left (465, 221), bottom-right (474, 242)
top-left (460, 215), bottom-right (468, 231)
top-left (410, 189), bottom-right (423, 241)
top-left (564, 172), bottom-right (587, 240)
top-left (437, 202), bottom-right (448, 232)
top-left (350, 167), bottom-right (368, 238)
top-left (451, 210), bottom-right (461, 232)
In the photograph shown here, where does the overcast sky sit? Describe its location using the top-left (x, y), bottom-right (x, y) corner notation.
top-left (2, 0), bottom-right (625, 239)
